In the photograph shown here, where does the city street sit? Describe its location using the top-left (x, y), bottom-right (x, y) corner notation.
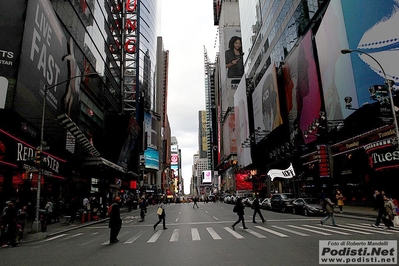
top-left (1, 202), bottom-right (398, 266)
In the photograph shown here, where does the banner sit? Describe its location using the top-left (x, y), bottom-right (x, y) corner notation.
top-left (267, 163), bottom-right (296, 181)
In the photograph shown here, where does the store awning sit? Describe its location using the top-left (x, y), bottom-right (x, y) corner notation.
top-left (83, 157), bottom-right (126, 173)
top-left (56, 114), bottom-right (101, 157)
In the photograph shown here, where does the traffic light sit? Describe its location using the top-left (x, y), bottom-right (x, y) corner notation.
top-left (35, 150), bottom-right (42, 165)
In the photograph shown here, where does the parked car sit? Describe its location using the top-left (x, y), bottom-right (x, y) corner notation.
top-left (292, 198), bottom-right (325, 216)
top-left (261, 198), bottom-right (271, 210)
top-left (271, 193), bottom-right (295, 212)
top-left (243, 197), bottom-right (255, 207)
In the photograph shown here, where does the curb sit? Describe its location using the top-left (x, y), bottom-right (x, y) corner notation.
top-left (23, 208), bottom-right (138, 243)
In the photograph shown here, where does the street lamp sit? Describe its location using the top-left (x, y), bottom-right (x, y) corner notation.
top-left (341, 48), bottom-right (399, 147)
top-left (31, 72), bottom-right (98, 233)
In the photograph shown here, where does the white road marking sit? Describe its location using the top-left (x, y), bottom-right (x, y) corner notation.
top-left (63, 233), bottom-right (83, 240)
top-left (224, 226), bottom-right (244, 239)
top-left (255, 226), bottom-right (289, 237)
top-left (191, 228), bottom-right (201, 241)
top-left (147, 230), bottom-right (163, 243)
top-left (124, 231), bottom-right (144, 244)
top-left (303, 225), bottom-right (351, 235)
top-left (244, 228), bottom-right (267, 238)
top-left (343, 224), bottom-right (393, 234)
top-left (287, 225), bottom-right (331, 235)
top-left (271, 225), bottom-right (309, 236)
top-left (170, 229), bottom-right (180, 242)
top-left (206, 227), bottom-right (222, 240)
top-left (44, 234), bottom-right (68, 242)
top-left (327, 225), bottom-right (372, 235)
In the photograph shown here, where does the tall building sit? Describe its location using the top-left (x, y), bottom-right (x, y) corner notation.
top-left (0, 0), bottom-right (163, 207)
top-left (213, 0), bottom-right (399, 201)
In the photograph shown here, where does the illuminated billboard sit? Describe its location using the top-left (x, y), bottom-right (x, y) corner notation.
top-left (202, 170), bottom-right (212, 184)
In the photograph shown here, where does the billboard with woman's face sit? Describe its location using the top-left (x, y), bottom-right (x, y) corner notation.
top-left (252, 64), bottom-right (282, 140)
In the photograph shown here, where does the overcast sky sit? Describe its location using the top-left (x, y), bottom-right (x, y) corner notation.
top-left (159, 0), bottom-right (218, 194)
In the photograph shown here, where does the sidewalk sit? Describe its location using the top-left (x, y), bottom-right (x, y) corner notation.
top-left (20, 208), bottom-right (138, 244)
top-left (18, 205), bottom-right (377, 244)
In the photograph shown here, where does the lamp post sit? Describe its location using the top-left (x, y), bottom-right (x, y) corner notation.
top-left (341, 49), bottom-right (399, 147)
top-left (31, 73), bottom-right (98, 233)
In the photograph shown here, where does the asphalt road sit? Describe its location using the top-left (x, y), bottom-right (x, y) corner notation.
top-left (1, 202), bottom-right (398, 266)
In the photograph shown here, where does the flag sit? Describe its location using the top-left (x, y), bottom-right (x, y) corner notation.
top-left (267, 163), bottom-right (296, 181)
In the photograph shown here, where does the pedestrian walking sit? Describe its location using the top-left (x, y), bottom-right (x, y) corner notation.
top-left (382, 194), bottom-right (396, 229)
top-left (139, 197), bottom-right (147, 222)
top-left (232, 198), bottom-right (248, 230)
top-left (2, 201), bottom-right (18, 247)
top-left (153, 199), bottom-right (167, 230)
top-left (108, 196), bottom-right (122, 243)
top-left (193, 196), bottom-right (199, 209)
top-left (16, 205), bottom-right (28, 241)
top-left (335, 190), bottom-right (344, 213)
top-left (372, 190), bottom-right (385, 228)
top-left (320, 196), bottom-right (337, 226)
top-left (252, 195), bottom-right (265, 223)
top-left (67, 198), bottom-right (79, 224)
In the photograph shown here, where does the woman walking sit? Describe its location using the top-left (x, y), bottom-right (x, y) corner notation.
top-left (335, 190), bottom-right (344, 213)
top-left (232, 198), bottom-right (248, 230)
top-left (153, 199), bottom-right (167, 230)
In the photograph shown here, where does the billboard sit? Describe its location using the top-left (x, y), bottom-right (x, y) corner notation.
top-left (14, 0), bottom-right (82, 122)
top-left (315, 0), bottom-right (399, 121)
top-left (171, 153), bottom-right (179, 165)
top-left (202, 170), bottom-right (212, 183)
top-left (144, 147), bottom-right (159, 170)
top-left (252, 63), bottom-right (283, 137)
top-left (0, 0), bottom-right (27, 109)
top-left (283, 31), bottom-right (322, 144)
top-left (234, 78), bottom-right (252, 167)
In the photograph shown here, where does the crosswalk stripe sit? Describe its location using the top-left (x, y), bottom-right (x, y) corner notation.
top-left (255, 226), bottom-right (289, 237)
top-left (147, 230), bottom-right (163, 243)
top-left (302, 225), bottom-right (351, 235)
top-left (359, 223), bottom-right (399, 233)
top-left (124, 231), bottom-right (144, 244)
top-left (170, 229), bottom-right (180, 242)
top-left (350, 223), bottom-right (392, 231)
top-left (287, 225), bottom-right (331, 235)
top-left (224, 226), bottom-right (244, 239)
top-left (207, 227), bottom-right (222, 240)
top-left (271, 225), bottom-right (309, 236)
top-left (191, 228), bottom-right (200, 241)
top-left (343, 224), bottom-right (393, 234)
top-left (244, 228), bottom-right (267, 238)
top-left (330, 225), bottom-right (372, 235)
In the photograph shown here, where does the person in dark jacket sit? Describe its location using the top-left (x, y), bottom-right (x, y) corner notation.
top-left (372, 190), bottom-right (385, 227)
top-left (252, 195), bottom-right (265, 223)
top-left (232, 198), bottom-right (248, 230)
top-left (108, 197), bottom-right (122, 243)
top-left (320, 196), bottom-right (337, 226)
top-left (2, 202), bottom-right (18, 247)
